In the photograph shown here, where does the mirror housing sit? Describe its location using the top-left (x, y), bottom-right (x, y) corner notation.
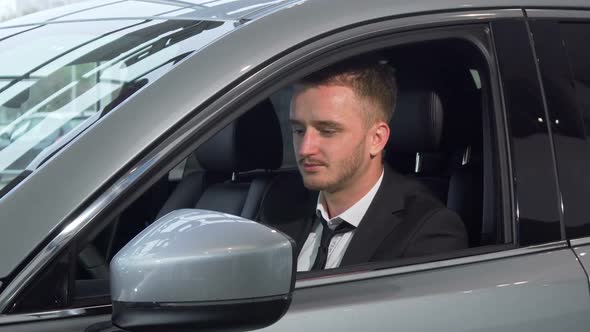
top-left (110, 209), bottom-right (296, 332)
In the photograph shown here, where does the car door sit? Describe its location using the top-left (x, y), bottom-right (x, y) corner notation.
top-left (257, 12), bottom-right (590, 332)
top-left (526, 9), bottom-right (590, 293)
top-left (1, 7), bottom-right (590, 332)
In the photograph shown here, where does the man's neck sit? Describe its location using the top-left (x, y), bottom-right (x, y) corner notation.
top-left (322, 164), bottom-right (384, 219)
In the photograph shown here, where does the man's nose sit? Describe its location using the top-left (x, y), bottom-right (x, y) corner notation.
top-left (298, 130), bottom-right (319, 157)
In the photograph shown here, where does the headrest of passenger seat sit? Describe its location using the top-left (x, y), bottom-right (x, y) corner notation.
top-left (387, 90), bottom-right (443, 153)
top-left (196, 99), bottom-right (283, 172)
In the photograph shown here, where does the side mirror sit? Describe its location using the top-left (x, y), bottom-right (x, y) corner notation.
top-left (110, 209), bottom-right (296, 332)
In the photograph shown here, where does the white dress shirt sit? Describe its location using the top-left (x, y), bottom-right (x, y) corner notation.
top-left (297, 169), bottom-right (385, 271)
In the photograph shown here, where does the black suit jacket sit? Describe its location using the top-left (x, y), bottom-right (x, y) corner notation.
top-left (267, 164), bottom-right (468, 267)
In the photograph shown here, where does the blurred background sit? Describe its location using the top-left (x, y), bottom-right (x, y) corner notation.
top-left (0, 0), bottom-right (88, 22)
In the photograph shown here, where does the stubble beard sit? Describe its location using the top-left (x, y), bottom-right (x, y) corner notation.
top-left (301, 139), bottom-right (366, 194)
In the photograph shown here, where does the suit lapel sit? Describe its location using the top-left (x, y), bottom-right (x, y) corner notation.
top-left (341, 165), bottom-right (406, 266)
top-left (294, 214), bottom-right (315, 257)
top-left (294, 191), bottom-right (319, 256)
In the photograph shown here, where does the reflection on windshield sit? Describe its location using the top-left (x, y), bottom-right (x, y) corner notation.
top-left (0, 18), bottom-right (233, 194)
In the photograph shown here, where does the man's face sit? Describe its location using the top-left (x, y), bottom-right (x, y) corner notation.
top-left (289, 84), bottom-right (376, 193)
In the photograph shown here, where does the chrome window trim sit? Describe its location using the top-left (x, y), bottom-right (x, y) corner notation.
top-left (526, 8), bottom-right (590, 19)
top-left (295, 241), bottom-right (568, 289)
top-left (0, 305), bottom-right (110, 325)
top-left (0, 8), bottom-right (522, 313)
top-left (570, 237), bottom-right (590, 247)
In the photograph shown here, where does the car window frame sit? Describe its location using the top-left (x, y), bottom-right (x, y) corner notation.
top-left (77, 21), bottom-right (515, 284)
top-left (0, 8), bottom-right (527, 320)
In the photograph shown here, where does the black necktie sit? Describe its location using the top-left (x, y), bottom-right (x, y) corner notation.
top-left (311, 217), bottom-right (354, 270)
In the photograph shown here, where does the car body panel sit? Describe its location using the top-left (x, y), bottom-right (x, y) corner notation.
top-left (572, 241), bottom-right (590, 281)
top-left (1, 245), bottom-right (589, 331)
top-left (264, 248), bottom-right (590, 332)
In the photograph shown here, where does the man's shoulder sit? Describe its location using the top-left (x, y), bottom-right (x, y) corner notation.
top-left (380, 165), bottom-right (462, 231)
top-left (380, 168), bottom-right (468, 257)
top-left (381, 165), bottom-right (446, 209)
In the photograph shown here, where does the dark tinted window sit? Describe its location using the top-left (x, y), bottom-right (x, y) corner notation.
top-left (493, 20), bottom-right (562, 245)
top-left (561, 24), bottom-right (590, 123)
top-left (531, 21), bottom-right (590, 239)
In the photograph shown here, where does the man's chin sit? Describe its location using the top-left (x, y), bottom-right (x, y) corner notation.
top-left (301, 176), bottom-right (332, 191)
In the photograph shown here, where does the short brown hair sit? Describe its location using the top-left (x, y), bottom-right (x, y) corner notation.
top-left (298, 57), bottom-right (397, 123)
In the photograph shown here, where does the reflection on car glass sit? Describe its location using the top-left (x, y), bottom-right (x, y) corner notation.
top-left (0, 18), bottom-right (234, 197)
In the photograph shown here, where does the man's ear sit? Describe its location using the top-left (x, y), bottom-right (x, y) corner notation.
top-left (369, 121), bottom-right (390, 158)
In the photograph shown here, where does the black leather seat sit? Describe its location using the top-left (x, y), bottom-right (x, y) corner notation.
top-left (386, 89), bottom-right (484, 247)
top-left (156, 99), bottom-right (283, 220)
top-left (387, 90), bottom-right (447, 200)
top-left (444, 96), bottom-right (485, 246)
top-left (79, 100), bottom-right (283, 280)
top-left (447, 148), bottom-right (483, 246)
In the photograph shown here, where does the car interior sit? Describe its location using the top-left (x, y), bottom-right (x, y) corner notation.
top-left (9, 37), bottom-right (504, 313)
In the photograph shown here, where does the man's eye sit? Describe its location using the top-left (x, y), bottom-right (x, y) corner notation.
top-left (319, 129), bottom-right (336, 136)
top-left (292, 128), bottom-right (305, 136)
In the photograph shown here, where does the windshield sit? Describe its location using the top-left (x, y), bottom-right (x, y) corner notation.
top-left (0, 18), bottom-right (234, 193)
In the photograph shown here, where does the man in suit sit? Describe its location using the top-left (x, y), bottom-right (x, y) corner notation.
top-left (288, 59), bottom-right (468, 271)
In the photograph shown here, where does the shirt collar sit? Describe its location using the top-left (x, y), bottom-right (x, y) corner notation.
top-left (316, 168), bottom-right (385, 229)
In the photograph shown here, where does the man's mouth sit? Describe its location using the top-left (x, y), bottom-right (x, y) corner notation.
top-left (300, 160), bottom-right (326, 172)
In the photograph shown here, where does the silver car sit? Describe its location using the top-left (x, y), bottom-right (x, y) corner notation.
top-left (1, 0), bottom-right (590, 331)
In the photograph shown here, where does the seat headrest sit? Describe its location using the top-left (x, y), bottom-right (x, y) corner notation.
top-left (196, 99), bottom-right (283, 172)
top-left (387, 90), bottom-right (443, 153)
